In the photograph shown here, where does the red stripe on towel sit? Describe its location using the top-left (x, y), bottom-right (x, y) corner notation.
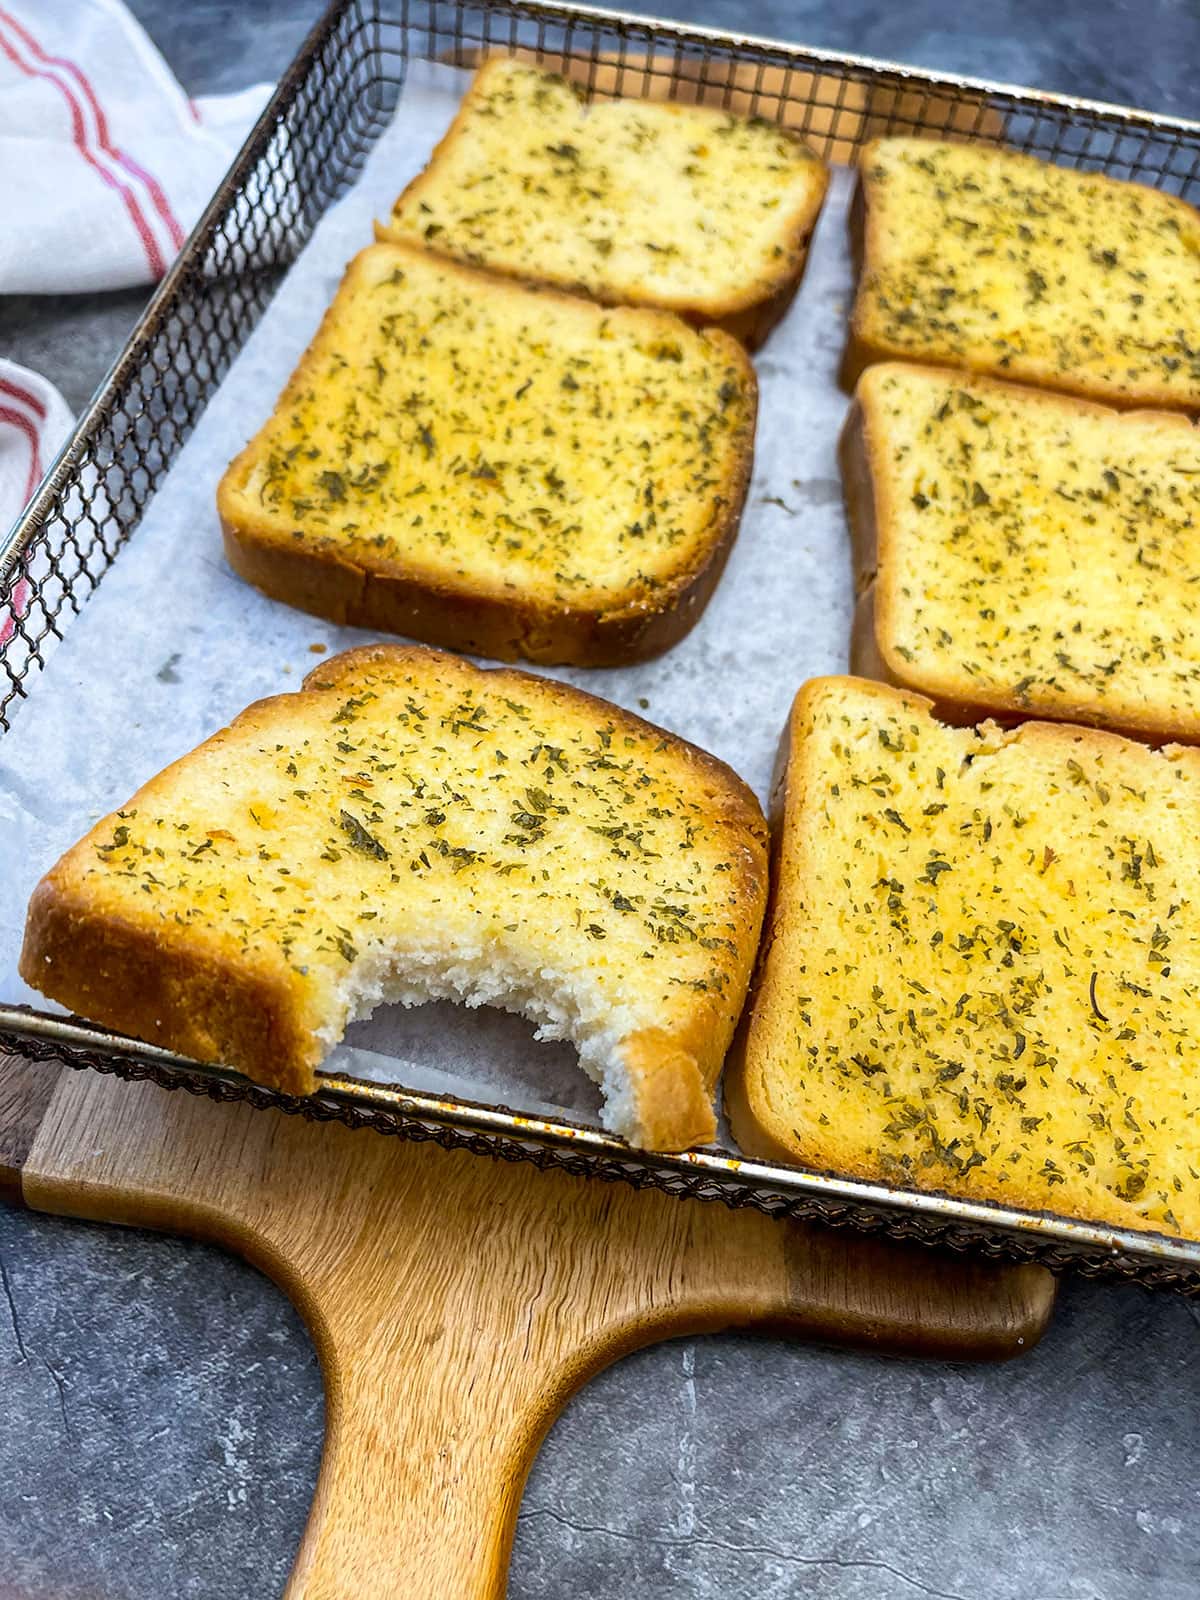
top-left (0, 7), bottom-right (186, 250)
top-left (0, 377), bottom-right (47, 424)
top-left (0, 403), bottom-right (42, 647)
top-left (0, 16), bottom-right (168, 276)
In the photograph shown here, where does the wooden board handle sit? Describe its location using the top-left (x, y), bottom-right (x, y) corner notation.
top-left (284, 1204), bottom-right (1052, 1598)
top-left (5, 1060), bottom-right (1055, 1597)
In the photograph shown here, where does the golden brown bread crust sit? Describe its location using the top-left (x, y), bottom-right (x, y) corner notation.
top-left (704, 261), bottom-right (811, 352)
top-left (302, 643), bottom-right (768, 841)
top-left (20, 691), bottom-right (321, 1098)
top-left (22, 644), bottom-right (767, 1149)
top-left (22, 879), bottom-right (316, 1097)
top-left (380, 58), bottom-right (828, 352)
top-left (218, 246), bottom-right (758, 670)
top-left (221, 409), bottom-right (756, 670)
top-left (838, 174), bottom-right (876, 394)
top-left (842, 139), bottom-right (1200, 410)
top-left (622, 1030), bottom-right (717, 1148)
top-left (726, 675), bottom-right (1200, 1236)
top-left (377, 191), bottom-right (816, 355)
top-left (839, 392), bottom-right (917, 702)
top-left (839, 369), bottom-right (1200, 745)
top-left (837, 395), bottom-right (878, 593)
top-left (221, 511), bottom-right (749, 669)
top-left (341, 649), bottom-right (766, 1151)
top-left (723, 700), bottom-right (802, 1163)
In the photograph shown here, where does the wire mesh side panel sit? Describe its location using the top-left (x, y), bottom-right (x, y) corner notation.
top-left (4, 0), bottom-right (1200, 1285)
top-left (5, 0), bottom-right (1200, 725)
top-left (0, 0), bottom-right (398, 732)
top-left (377, 0), bottom-right (1200, 197)
top-left (5, 1025), bottom-right (1197, 1292)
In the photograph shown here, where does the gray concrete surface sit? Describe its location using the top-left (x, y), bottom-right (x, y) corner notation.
top-left (2, 2), bottom-right (1200, 1597)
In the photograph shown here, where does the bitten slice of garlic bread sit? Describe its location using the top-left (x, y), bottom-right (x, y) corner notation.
top-left (21, 644), bottom-right (768, 1152)
top-left (843, 363), bottom-right (1200, 742)
top-left (378, 56), bottom-right (829, 347)
top-left (218, 242), bottom-right (757, 668)
top-left (847, 138), bottom-right (1200, 410)
top-left (728, 676), bottom-right (1200, 1240)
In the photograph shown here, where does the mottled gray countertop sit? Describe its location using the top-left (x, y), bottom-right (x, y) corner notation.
top-left (2, 3), bottom-right (1200, 1598)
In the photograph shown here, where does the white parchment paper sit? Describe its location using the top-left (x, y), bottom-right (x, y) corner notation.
top-left (0, 62), bottom-right (857, 1134)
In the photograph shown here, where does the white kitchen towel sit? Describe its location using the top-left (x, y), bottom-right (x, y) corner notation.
top-left (0, 0), bottom-right (272, 293)
top-left (0, 358), bottom-right (73, 644)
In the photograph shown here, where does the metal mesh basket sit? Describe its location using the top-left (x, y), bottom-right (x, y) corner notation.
top-left (4, 0), bottom-right (1200, 1291)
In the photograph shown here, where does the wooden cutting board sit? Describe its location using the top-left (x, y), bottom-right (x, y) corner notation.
top-left (0, 1055), bottom-right (1056, 1598)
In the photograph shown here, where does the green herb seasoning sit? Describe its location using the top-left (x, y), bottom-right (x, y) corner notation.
top-left (857, 138), bottom-right (1200, 407)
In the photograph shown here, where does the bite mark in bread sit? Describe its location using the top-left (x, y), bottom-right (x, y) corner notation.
top-left (21, 644), bottom-right (768, 1152)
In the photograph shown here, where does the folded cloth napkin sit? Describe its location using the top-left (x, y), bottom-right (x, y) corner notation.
top-left (0, 358), bottom-right (73, 644)
top-left (0, 0), bottom-right (271, 293)
top-left (0, 0), bottom-right (271, 646)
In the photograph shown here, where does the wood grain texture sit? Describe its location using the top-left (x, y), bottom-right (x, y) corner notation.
top-left (0, 1055), bottom-right (60, 1204)
top-left (7, 1065), bottom-right (1055, 1597)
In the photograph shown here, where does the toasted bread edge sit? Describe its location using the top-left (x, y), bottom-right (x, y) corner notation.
top-left (842, 363), bottom-right (1200, 743)
top-left (22, 644), bottom-right (769, 1150)
top-left (379, 57), bottom-right (830, 348)
top-left (218, 244), bottom-right (758, 667)
top-left (842, 138), bottom-right (1200, 411)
